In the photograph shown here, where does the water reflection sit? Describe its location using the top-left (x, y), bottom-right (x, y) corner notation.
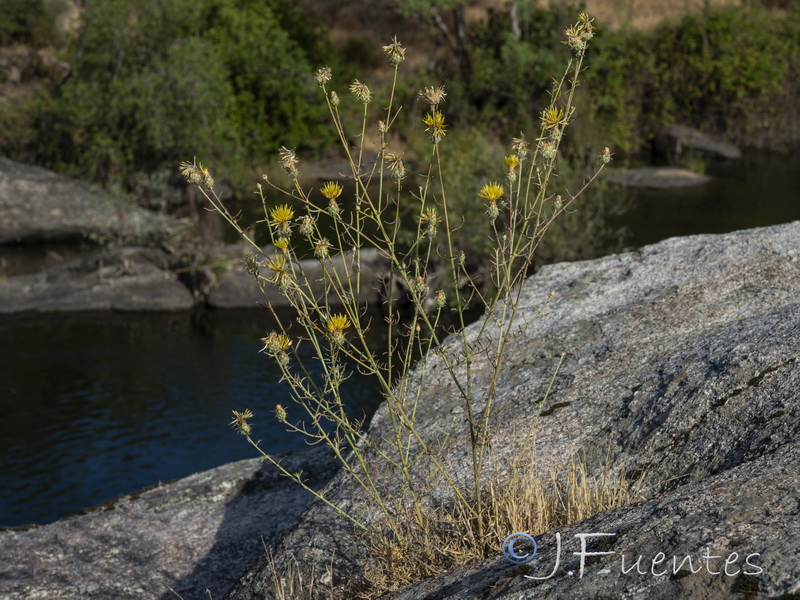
top-left (0, 310), bottom-right (384, 527)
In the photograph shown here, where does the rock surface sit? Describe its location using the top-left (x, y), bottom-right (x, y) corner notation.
top-left (226, 221), bottom-right (800, 599)
top-left (656, 124), bottom-right (743, 160)
top-left (0, 246), bottom-right (195, 313)
top-left (0, 158), bottom-right (175, 245)
top-left (0, 447), bottom-right (338, 600)
top-left (605, 166), bottom-right (712, 188)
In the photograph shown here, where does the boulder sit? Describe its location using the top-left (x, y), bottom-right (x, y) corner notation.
top-left (655, 124), bottom-right (743, 160)
top-left (605, 166), bottom-right (712, 188)
top-left (0, 158), bottom-right (176, 245)
top-left (0, 246), bottom-right (195, 313)
top-left (226, 221), bottom-right (800, 599)
top-left (0, 447), bottom-right (338, 600)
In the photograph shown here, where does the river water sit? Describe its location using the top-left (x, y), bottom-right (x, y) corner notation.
top-left (1, 149), bottom-right (798, 528)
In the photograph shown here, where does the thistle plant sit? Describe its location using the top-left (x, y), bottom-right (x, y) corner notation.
top-left (181, 12), bottom-right (618, 595)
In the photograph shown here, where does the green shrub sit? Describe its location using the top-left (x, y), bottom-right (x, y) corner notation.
top-left (587, 3), bottom-right (800, 150)
top-left (2, 0), bottom-right (336, 189)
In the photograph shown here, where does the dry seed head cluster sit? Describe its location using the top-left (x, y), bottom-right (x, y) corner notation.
top-left (278, 146), bottom-right (299, 177)
top-left (230, 409), bottom-right (253, 436)
top-left (384, 152), bottom-right (406, 180)
top-left (350, 79), bottom-right (372, 104)
top-left (179, 160), bottom-right (214, 188)
top-left (419, 85), bottom-right (446, 107)
top-left (315, 66), bottom-right (332, 86)
top-left (382, 36), bottom-right (406, 66)
top-left (564, 13), bottom-right (595, 54)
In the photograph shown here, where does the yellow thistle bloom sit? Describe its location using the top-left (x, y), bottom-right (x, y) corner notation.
top-left (275, 404), bottom-right (287, 423)
top-left (230, 409), bottom-right (253, 436)
top-left (541, 107), bottom-right (565, 130)
top-left (423, 110), bottom-right (447, 142)
top-left (478, 182), bottom-right (504, 202)
top-left (327, 313), bottom-right (351, 345)
top-left (320, 181), bottom-right (343, 200)
top-left (327, 313), bottom-right (351, 334)
top-left (419, 207), bottom-right (441, 226)
top-left (504, 155), bottom-right (520, 172)
top-left (261, 331), bottom-right (292, 354)
top-left (274, 237), bottom-right (290, 253)
top-left (269, 204), bottom-right (295, 232)
top-left (266, 256), bottom-right (290, 286)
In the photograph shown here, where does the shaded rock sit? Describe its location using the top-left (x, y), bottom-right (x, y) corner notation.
top-left (0, 246), bottom-right (194, 313)
top-left (656, 124), bottom-right (742, 160)
top-left (0, 447), bottom-right (339, 600)
top-left (0, 158), bottom-right (177, 245)
top-left (207, 247), bottom-right (388, 310)
top-left (227, 221), bottom-right (800, 599)
top-left (605, 166), bottom-right (712, 188)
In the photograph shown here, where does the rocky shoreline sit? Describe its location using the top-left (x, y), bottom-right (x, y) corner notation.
top-left (0, 159), bottom-right (388, 314)
top-left (3, 220), bottom-right (798, 599)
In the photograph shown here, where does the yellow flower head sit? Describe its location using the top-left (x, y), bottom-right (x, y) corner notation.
top-left (230, 409), bottom-right (253, 436)
top-left (504, 155), bottom-right (520, 172)
top-left (261, 331), bottom-right (292, 354)
top-left (327, 313), bottom-right (351, 345)
top-left (327, 313), bottom-right (351, 334)
top-left (266, 256), bottom-right (291, 286)
top-left (478, 182), bottom-right (504, 202)
top-left (423, 110), bottom-right (447, 142)
top-left (275, 404), bottom-right (287, 423)
top-left (320, 181), bottom-right (343, 200)
top-left (274, 237), bottom-right (290, 252)
top-left (541, 107), bottom-right (565, 131)
top-left (269, 204), bottom-right (295, 232)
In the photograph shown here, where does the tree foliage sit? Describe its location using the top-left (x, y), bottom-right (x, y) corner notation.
top-left (3, 0), bottom-right (334, 187)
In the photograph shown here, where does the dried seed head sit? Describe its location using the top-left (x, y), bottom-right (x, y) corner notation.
top-left (350, 79), bottom-right (372, 104)
top-left (384, 152), bottom-right (406, 180)
top-left (298, 214), bottom-right (316, 238)
top-left (278, 146), bottom-right (299, 177)
top-left (314, 237), bottom-right (332, 259)
top-left (419, 85), bottom-right (446, 107)
top-left (382, 36), bottom-right (406, 66)
top-left (230, 409), bottom-right (253, 436)
top-left (315, 66), bottom-right (332, 86)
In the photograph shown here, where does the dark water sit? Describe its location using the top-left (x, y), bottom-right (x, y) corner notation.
top-left (0, 311), bottom-right (384, 527)
top-left (1, 150), bottom-right (797, 529)
top-left (612, 151), bottom-right (800, 249)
